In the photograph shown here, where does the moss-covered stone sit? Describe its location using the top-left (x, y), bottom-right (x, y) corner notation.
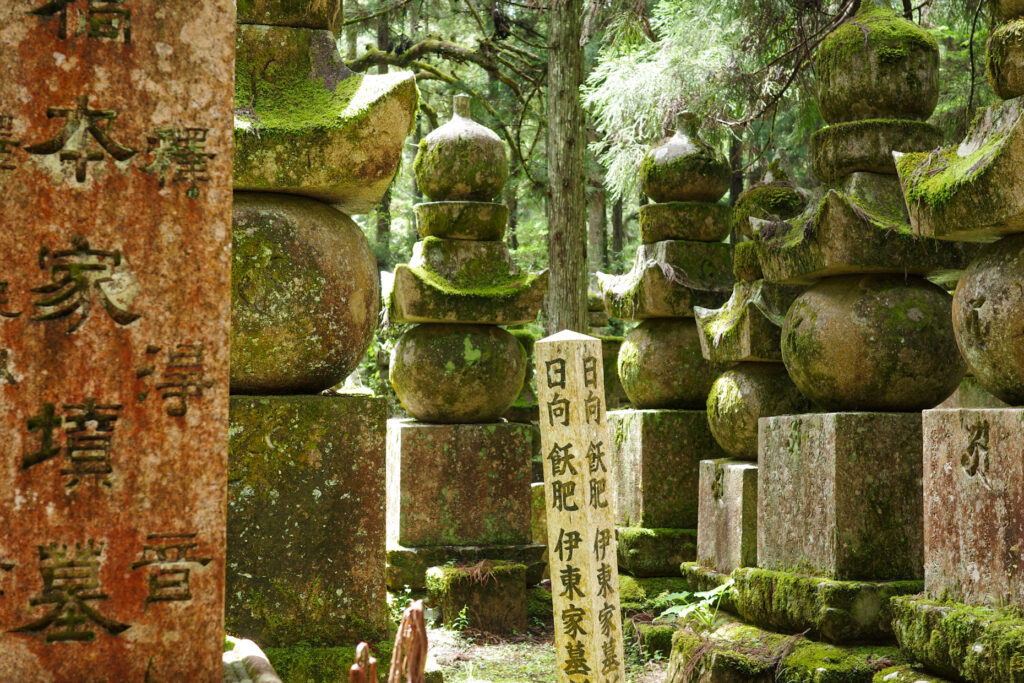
top-left (390, 324), bottom-right (526, 422)
top-left (733, 182), bottom-right (810, 240)
top-left (599, 240), bottom-right (733, 320)
top-left (619, 575), bottom-right (699, 614)
top-left (227, 394), bottom-right (388, 646)
top-left (781, 274), bottom-right (965, 411)
top-left (617, 527), bottom-right (698, 577)
top-left (730, 568), bottom-right (922, 644)
top-left (233, 25), bottom-right (417, 214)
top-left (265, 642), bottom-right (393, 683)
top-left (759, 413), bottom-right (924, 582)
top-left (890, 595), bottom-right (1024, 682)
top-left (231, 192), bottom-right (379, 394)
top-left (813, 3), bottom-right (939, 124)
top-left (426, 561), bottom-right (527, 634)
top-left (679, 563), bottom-right (737, 611)
top-left (697, 460), bottom-right (758, 572)
top-left (386, 419), bottom-right (533, 546)
top-left (529, 482), bottom-right (550, 580)
top-left (694, 280), bottom-right (802, 364)
top-left (611, 409), bottom-right (726, 528)
top-left (896, 97), bottom-right (1024, 241)
top-left (811, 119), bottom-right (943, 183)
top-left (988, 19), bottom-right (1024, 100)
top-left (705, 365), bottom-right (811, 459)
top-left (639, 202), bottom-right (732, 243)
top-left (618, 320), bottom-right (722, 409)
top-left (639, 623), bottom-right (680, 659)
top-left (406, 236), bottom-right (524, 289)
top-left (526, 585), bottom-right (553, 622)
top-left (642, 113), bottom-right (731, 203)
top-left (752, 173), bottom-right (977, 285)
top-left (237, 0), bottom-right (343, 32)
top-left (734, 240), bottom-right (765, 282)
top-left (386, 543), bottom-right (545, 591)
top-left (414, 200), bottom-right (508, 240)
top-left (994, 0), bottom-right (1024, 23)
top-left (872, 665), bottom-right (951, 682)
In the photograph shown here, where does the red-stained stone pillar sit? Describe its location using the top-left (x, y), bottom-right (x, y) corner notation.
top-left (0, 2), bottom-right (234, 680)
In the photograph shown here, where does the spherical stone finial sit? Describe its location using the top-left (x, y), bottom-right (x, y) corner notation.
top-left (640, 113), bottom-right (731, 204)
top-left (413, 94), bottom-right (508, 201)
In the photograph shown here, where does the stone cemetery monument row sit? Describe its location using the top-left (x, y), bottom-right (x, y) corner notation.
top-left (0, 2), bottom-right (233, 680)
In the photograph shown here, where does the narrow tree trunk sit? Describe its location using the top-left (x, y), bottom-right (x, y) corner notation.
top-left (374, 8), bottom-right (392, 267)
top-left (546, 0), bottom-right (588, 334)
top-left (611, 197), bottom-right (624, 258)
top-left (506, 159), bottom-right (520, 250)
top-left (587, 184), bottom-right (607, 273)
top-left (728, 134), bottom-right (744, 207)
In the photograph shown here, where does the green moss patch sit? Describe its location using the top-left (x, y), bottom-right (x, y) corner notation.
top-left (617, 527), bottom-right (698, 578)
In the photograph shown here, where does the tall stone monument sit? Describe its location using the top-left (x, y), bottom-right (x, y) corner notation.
top-left (0, 2), bottom-right (233, 680)
top-left (598, 113), bottom-right (732, 578)
top-left (386, 95), bottom-right (547, 595)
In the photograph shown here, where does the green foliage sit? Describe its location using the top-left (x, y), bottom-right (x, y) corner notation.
top-left (452, 605), bottom-right (471, 631)
top-left (656, 579), bottom-right (735, 630)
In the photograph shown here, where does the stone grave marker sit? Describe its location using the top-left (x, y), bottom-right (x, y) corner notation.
top-left (0, 2), bottom-right (234, 679)
top-left (536, 331), bottom-right (626, 683)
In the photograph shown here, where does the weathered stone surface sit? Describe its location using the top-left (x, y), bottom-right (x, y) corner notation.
top-left (952, 235), bottom-right (1024, 405)
top-left (415, 201), bottom-right (508, 240)
top-left (638, 202), bottom-right (732, 243)
top-left (936, 376), bottom-right (1011, 409)
top-left (617, 527), bottom-right (698, 577)
top-left (611, 409), bottom-right (726, 528)
top-left (619, 575), bottom-right (697, 615)
top-left (814, 3), bottom-right (939, 124)
top-left (732, 182), bottom-right (809, 240)
top-left (697, 460), bottom-right (757, 573)
top-left (897, 97), bottom-right (1024, 241)
top-left (389, 263), bottom-right (548, 326)
top-left (234, 25), bottom-right (417, 214)
top-left (600, 335), bottom-right (629, 410)
top-left (619, 320), bottom-right (722, 409)
top-left (641, 113), bottom-right (731, 203)
top-left (891, 595), bottom-right (1024, 682)
top-left (223, 637), bottom-right (283, 683)
top-left (695, 281), bottom-right (801, 364)
top-left (679, 562), bottom-right (735, 598)
top-left (989, 19), bottom-right (1024, 100)
top-left (414, 95), bottom-right (507, 202)
top-left (386, 543), bottom-right (545, 590)
top-left (873, 666), bottom-right (952, 682)
top-left (923, 408), bottom-right (1024, 607)
top-left (228, 395), bottom-right (387, 646)
top-left (995, 0), bottom-right (1024, 22)
top-left (390, 324), bottom-right (526, 423)
top-left (426, 562), bottom-right (527, 635)
top-left (529, 482), bottom-right (549, 580)
top-left (782, 275), bottom-right (965, 411)
top-left (706, 365), bottom-right (811, 459)
top-left (237, 0), bottom-right (342, 32)
top-left (811, 119), bottom-right (943, 183)
top-left (753, 173), bottom-right (977, 285)
top-left (731, 568), bottom-right (922, 644)
top-left (406, 236), bottom-right (521, 288)
top-left (231, 192), bottom-right (379, 394)
top-left (733, 240), bottom-right (764, 282)
top-left (0, 3), bottom-right (233, 678)
top-left (599, 240), bottom-right (733, 320)
top-left (759, 413), bottom-right (924, 581)
top-left (387, 419), bottom-right (532, 547)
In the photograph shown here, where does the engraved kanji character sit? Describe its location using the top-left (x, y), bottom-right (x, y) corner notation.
top-left (0, 560), bottom-right (13, 596)
top-left (0, 115), bottom-right (20, 171)
top-left (545, 358), bottom-right (566, 389)
top-left (596, 562), bottom-right (614, 598)
top-left (551, 480), bottom-right (579, 512)
top-left (154, 343), bottom-right (214, 417)
top-left (556, 528), bottom-right (582, 562)
top-left (601, 637), bottom-right (621, 675)
top-left (598, 602), bottom-right (617, 637)
top-left (28, 0), bottom-right (74, 40)
top-left (561, 603), bottom-right (587, 641)
top-left (62, 398), bottom-right (121, 484)
top-left (132, 534), bottom-right (212, 603)
top-left (12, 541), bottom-right (129, 642)
top-left (548, 442), bottom-right (577, 477)
top-left (563, 639), bottom-right (591, 677)
top-left (547, 392), bottom-right (570, 427)
top-left (141, 127), bottom-right (214, 198)
top-left (30, 234), bottom-right (141, 333)
top-left (586, 440), bottom-right (606, 474)
top-left (25, 95), bottom-right (136, 182)
top-left (0, 281), bottom-right (23, 318)
top-left (23, 402), bottom-right (63, 469)
top-left (584, 390), bottom-right (602, 424)
top-left (559, 564), bottom-right (584, 600)
top-left (583, 355), bottom-right (599, 388)
top-left (589, 477), bottom-right (609, 509)
top-left (0, 350), bottom-right (17, 386)
top-left (962, 419), bottom-right (992, 489)
top-left (87, 0), bottom-right (130, 42)
top-left (593, 528), bottom-right (613, 562)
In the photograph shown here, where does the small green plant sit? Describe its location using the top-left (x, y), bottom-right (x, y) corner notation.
top-left (656, 580), bottom-right (734, 630)
top-left (452, 605), bottom-right (471, 631)
top-left (387, 585), bottom-right (414, 624)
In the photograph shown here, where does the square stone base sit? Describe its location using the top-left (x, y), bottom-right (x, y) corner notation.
top-left (386, 543), bottom-right (545, 591)
top-left (426, 562), bottom-right (527, 635)
top-left (387, 419), bottom-right (533, 547)
top-left (697, 459), bottom-right (758, 574)
top-left (616, 527), bottom-right (697, 577)
top-left (610, 409), bottom-right (726, 528)
top-left (923, 408), bottom-right (1024, 607)
top-left (227, 395), bottom-right (387, 646)
top-left (759, 412), bottom-right (924, 581)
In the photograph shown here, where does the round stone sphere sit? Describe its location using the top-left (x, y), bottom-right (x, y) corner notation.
top-left (953, 234), bottom-right (1024, 405)
top-left (988, 19), bottom-right (1024, 99)
top-left (706, 364), bottom-right (812, 460)
top-left (814, 3), bottom-right (939, 124)
top-left (618, 319), bottom-right (718, 409)
top-left (414, 95), bottom-right (508, 202)
top-left (781, 274), bottom-right (965, 411)
top-left (390, 323), bottom-right (526, 423)
top-left (640, 114), bottom-right (731, 203)
top-left (231, 192), bottom-right (379, 394)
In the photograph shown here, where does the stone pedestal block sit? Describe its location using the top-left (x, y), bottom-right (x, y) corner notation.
top-left (616, 527), bottom-right (697, 578)
top-left (227, 395), bottom-right (387, 646)
top-left (923, 408), bottom-right (1024, 607)
top-left (386, 543), bottom-right (544, 590)
top-left (426, 562), bottom-right (527, 635)
top-left (697, 460), bottom-right (758, 574)
top-left (758, 413), bottom-right (924, 581)
top-left (611, 409), bottom-right (726, 528)
top-left (387, 419), bottom-right (532, 547)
